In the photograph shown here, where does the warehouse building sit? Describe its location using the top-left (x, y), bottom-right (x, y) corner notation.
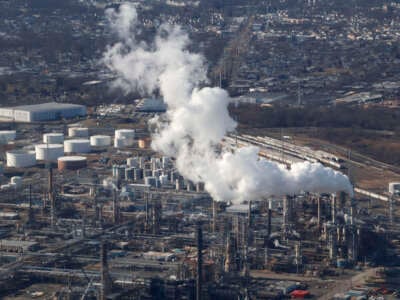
top-left (0, 102), bottom-right (86, 122)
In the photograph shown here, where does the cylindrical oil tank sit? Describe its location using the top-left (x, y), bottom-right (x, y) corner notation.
top-left (35, 144), bottom-right (64, 161)
top-left (58, 156), bottom-right (87, 171)
top-left (115, 129), bottom-right (135, 140)
top-left (43, 133), bottom-right (64, 144)
top-left (6, 150), bottom-right (36, 168)
top-left (64, 139), bottom-right (91, 153)
top-left (90, 135), bottom-right (111, 147)
top-left (68, 127), bottom-right (89, 138)
top-left (114, 137), bottom-right (127, 148)
top-left (138, 137), bottom-right (151, 149)
top-left (0, 130), bottom-right (16, 143)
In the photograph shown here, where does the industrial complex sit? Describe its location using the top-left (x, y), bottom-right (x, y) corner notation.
top-left (0, 0), bottom-right (399, 299)
top-left (0, 103), bottom-right (398, 300)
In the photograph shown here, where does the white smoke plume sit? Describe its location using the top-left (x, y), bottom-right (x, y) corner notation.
top-left (103, 3), bottom-right (353, 203)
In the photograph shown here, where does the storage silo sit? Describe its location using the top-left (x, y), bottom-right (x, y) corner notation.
top-left (138, 137), bottom-right (151, 149)
top-left (68, 127), bottom-right (89, 138)
top-left (6, 150), bottom-right (36, 168)
top-left (115, 129), bottom-right (135, 140)
top-left (43, 133), bottom-right (64, 144)
top-left (64, 139), bottom-right (91, 153)
top-left (58, 156), bottom-right (87, 171)
top-left (90, 135), bottom-right (111, 147)
top-left (114, 137), bottom-right (127, 148)
top-left (35, 144), bottom-right (64, 161)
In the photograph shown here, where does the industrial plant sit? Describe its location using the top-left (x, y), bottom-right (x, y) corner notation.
top-left (0, 0), bottom-right (399, 299)
top-left (0, 112), bottom-right (398, 300)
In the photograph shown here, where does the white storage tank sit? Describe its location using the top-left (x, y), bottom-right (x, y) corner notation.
top-left (43, 132), bottom-right (64, 144)
top-left (43, 133), bottom-right (64, 144)
top-left (90, 135), bottom-right (111, 147)
top-left (68, 127), bottom-right (89, 138)
top-left (0, 130), bottom-right (16, 144)
top-left (6, 150), bottom-right (36, 168)
top-left (115, 129), bottom-right (135, 146)
top-left (389, 182), bottom-right (400, 196)
top-left (114, 137), bottom-right (127, 148)
top-left (35, 144), bottom-right (64, 161)
top-left (64, 139), bottom-right (91, 153)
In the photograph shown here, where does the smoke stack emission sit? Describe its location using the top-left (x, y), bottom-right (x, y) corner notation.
top-left (104, 4), bottom-right (353, 204)
top-left (196, 223), bottom-right (203, 300)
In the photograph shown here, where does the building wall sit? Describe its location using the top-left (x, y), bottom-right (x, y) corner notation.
top-left (14, 110), bottom-right (31, 122)
top-left (1, 105), bottom-right (87, 122)
top-left (0, 108), bottom-right (14, 119)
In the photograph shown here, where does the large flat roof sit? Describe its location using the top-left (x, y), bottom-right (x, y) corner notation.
top-left (4, 102), bottom-right (85, 113)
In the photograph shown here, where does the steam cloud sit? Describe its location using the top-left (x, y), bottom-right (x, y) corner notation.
top-left (103, 3), bottom-right (353, 203)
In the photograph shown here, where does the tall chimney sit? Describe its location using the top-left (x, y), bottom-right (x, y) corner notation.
top-left (331, 194), bottom-right (337, 224)
top-left (196, 223), bottom-right (203, 300)
top-left (247, 200), bottom-right (252, 229)
top-left (212, 200), bottom-right (217, 233)
top-left (48, 167), bottom-right (56, 227)
top-left (112, 189), bottom-right (119, 224)
top-left (317, 196), bottom-right (322, 229)
top-left (100, 241), bottom-right (110, 300)
top-left (267, 200), bottom-right (272, 237)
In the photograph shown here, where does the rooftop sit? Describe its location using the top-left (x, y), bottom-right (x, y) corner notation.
top-left (3, 102), bottom-right (85, 112)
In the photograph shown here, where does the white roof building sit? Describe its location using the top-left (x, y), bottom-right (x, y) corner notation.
top-left (0, 102), bottom-right (86, 122)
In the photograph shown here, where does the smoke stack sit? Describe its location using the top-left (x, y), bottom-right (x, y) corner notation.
top-left (247, 200), bottom-right (252, 229)
top-left (48, 167), bottom-right (56, 227)
top-left (145, 191), bottom-right (150, 232)
top-left (267, 200), bottom-right (272, 237)
top-left (317, 196), bottom-right (322, 229)
top-left (175, 179), bottom-right (181, 191)
top-left (196, 223), bottom-right (203, 300)
top-left (27, 184), bottom-right (34, 226)
top-left (100, 241), bottom-right (111, 300)
top-left (282, 195), bottom-right (292, 239)
top-left (211, 200), bottom-right (217, 233)
top-left (113, 189), bottom-right (120, 224)
top-left (224, 232), bottom-right (233, 273)
top-left (295, 241), bottom-right (302, 273)
top-left (152, 197), bottom-right (161, 235)
top-left (331, 194), bottom-right (337, 224)
top-left (329, 226), bottom-right (337, 261)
